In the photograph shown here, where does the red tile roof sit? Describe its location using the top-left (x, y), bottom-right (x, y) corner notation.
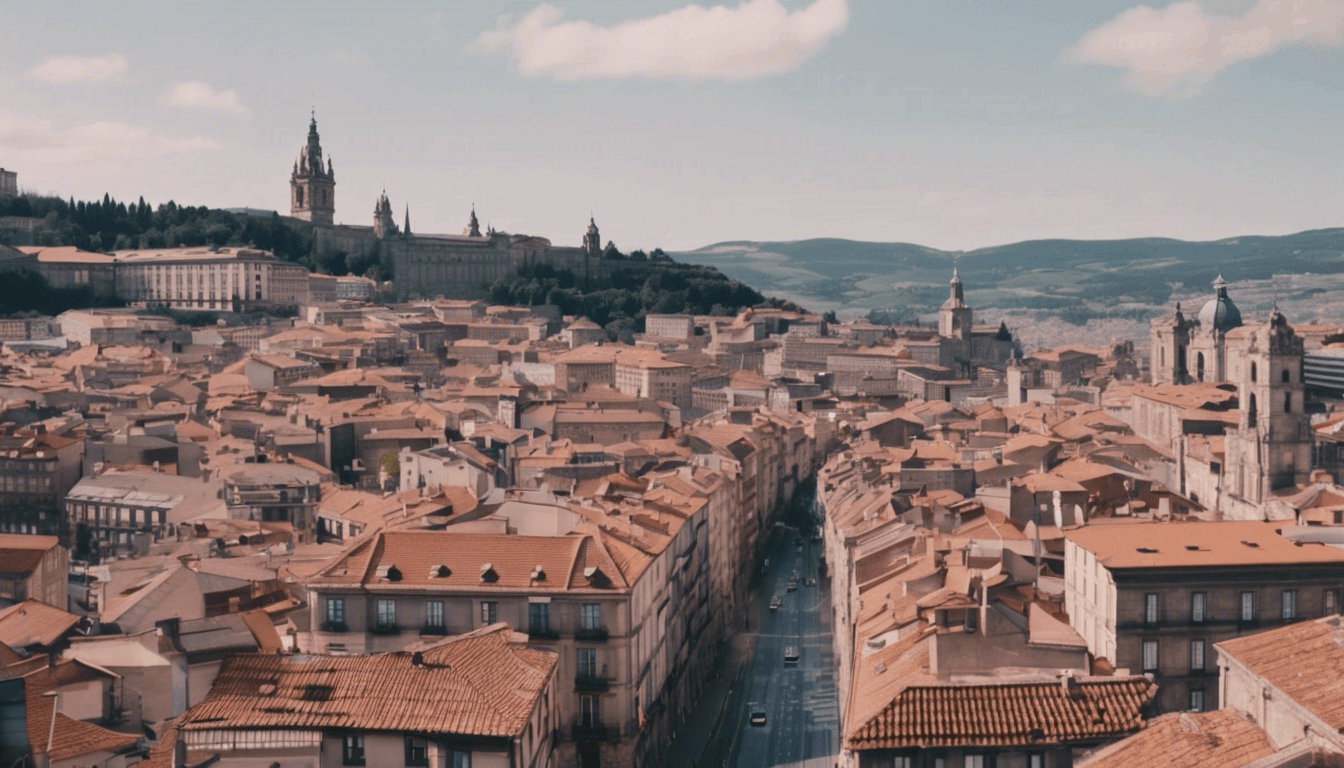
top-left (1217, 616), bottom-right (1344, 731)
top-left (180, 625), bottom-right (554, 739)
top-left (847, 675), bottom-right (1155, 750)
top-left (1077, 709), bottom-right (1273, 768)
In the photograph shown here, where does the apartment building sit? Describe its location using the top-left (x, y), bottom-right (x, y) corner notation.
top-left (1065, 520), bottom-right (1344, 713)
top-left (0, 534), bottom-right (68, 609)
top-left (0, 429), bottom-right (85, 537)
top-left (115, 246), bottom-right (310, 311)
top-left (614, 349), bottom-right (692, 412)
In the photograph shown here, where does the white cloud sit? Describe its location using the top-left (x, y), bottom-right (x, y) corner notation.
top-left (161, 81), bottom-right (251, 118)
top-left (470, 0), bottom-right (849, 81)
top-left (0, 117), bottom-right (219, 166)
top-left (28, 54), bottom-right (128, 84)
top-left (1066, 0), bottom-right (1344, 97)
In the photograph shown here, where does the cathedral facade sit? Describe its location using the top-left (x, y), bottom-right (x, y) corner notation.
top-left (1149, 277), bottom-right (1312, 518)
top-left (291, 117), bottom-right (602, 300)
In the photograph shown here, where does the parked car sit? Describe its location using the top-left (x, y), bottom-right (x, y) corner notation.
top-left (770, 595), bottom-right (782, 610)
top-left (750, 710), bottom-right (768, 726)
top-left (787, 580), bottom-right (798, 592)
top-left (784, 646), bottom-right (800, 664)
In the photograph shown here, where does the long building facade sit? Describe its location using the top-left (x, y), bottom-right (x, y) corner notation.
top-left (293, 118), bottom-right (605, 300)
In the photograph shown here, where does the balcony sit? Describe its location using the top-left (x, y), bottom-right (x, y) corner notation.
top-left (320, 621), bottom-right (348, 633)
top-left (528, 626), bottom-right (560, 641)
top-left (370, 623), bottom-right (401, 636)
top-left (571, 721), bottom-right (611, 742)
top-left (420, 624), bottom-right (448, 636)
top-left (574, 674), bottom-right (611, 693)
top-left (575, 626), bottom-right (609, 643)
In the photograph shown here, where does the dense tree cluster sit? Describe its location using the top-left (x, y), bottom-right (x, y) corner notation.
top-left (488, 253), bottom-right (767, 341)
top-left (0, 193), bottom-right (312, 264)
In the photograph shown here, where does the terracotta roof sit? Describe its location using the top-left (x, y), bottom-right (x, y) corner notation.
top-left (311, 530), bottom-right (625, 593)
top-left (847, 674), bottom-right (1155, 750)
top-left (1217, 616), bottom-right (1344, 731)
top-left (0, 600), bottom-right (81, 649)
top-left (1077, 709), bottom-right (1273, 768)
top-left (21, 678), bottom-right (140, 761)
top-left (0, 534), bottom-right (59, 578)
top-left (179, 625), bottom-right (555, 739)
top-left (1065, 521), bottom-right (1344, 570)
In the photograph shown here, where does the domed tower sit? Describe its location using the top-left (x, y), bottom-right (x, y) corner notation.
top-left (290, 113), bottom-right (336, 226)
top-left (1223, 305), bottom-right (1310, 512)
top-left (1187, 275), bottom-right (1243, 383)
top-left (463, 206), bottom-right (482, 238)
top-left (584, 216), bottom-right (601, 259)
top-left (372, 190), bottom-right (398, 239)
top-left (938, 268), bottom-right (972, 342)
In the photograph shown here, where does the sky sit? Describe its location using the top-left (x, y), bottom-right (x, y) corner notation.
top-left (1, 0), bottom-right (1342, 252)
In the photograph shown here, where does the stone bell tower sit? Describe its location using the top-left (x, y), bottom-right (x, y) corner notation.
top-left (290, 112), bottom-right (336, 226)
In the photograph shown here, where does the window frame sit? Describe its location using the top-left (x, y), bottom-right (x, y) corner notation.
top-left (1241, 591), bottom-right (1256, 622)
top-left (528, 601), bottom-right (550, 634)
top-left (1190, 687), bottom-right (1205, 712)
top-left (425, 600), bottom-right (445, 631)
top-left (376, 598), bottom-right (396, 629)
top-left (581, 602), bottom-right (602, 630)
top-left (1144, 592), bottom-right (1159, 625)
top-left (1191, 591), bottom-right (1207, 623)
top-left (1142, 639), bottom-right (1159, 673)
top-left (1282, 589), bottom-right (1297, 620)
top-left (326, 597), bottom-right (345, 624)
top-left (480, 601), bottom-right (497, 625)
top-left (1189, 639), bottom-right (1205, 672)
top-left (404, 736), bottom-right (428, 767)
top-left (577, 647), bottom-right (598, 679)
top-left (342, 733), bottom-right (365, 766)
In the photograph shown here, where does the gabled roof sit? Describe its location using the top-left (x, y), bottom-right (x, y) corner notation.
top-left (0, 600), bottom-right (81, 649)
top-left (21, 678), bottom-right (141, 761)
top-left (1076, 709), bottom-right (1273, 768)
top-left (0, 534), bottom-right (59, 578)
top-left (179, 624), bottom-right (555, 739)
top-left (1217, 616), bottom-right (1344, 732)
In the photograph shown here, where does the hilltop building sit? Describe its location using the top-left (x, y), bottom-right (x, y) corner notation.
top-left (292, 116), bottom-right (603, 301)
top-left (0, 167), bottom-right (16, 198)
top-left (937, 268), bottom-right (1015, 374)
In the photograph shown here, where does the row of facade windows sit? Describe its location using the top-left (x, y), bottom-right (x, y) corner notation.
top-left (339, 734), bottom-right (469, 767)
top-left (325, 597), bottom-right (606, 634)
top-left (1141, 588), bottom-right (1336, 624)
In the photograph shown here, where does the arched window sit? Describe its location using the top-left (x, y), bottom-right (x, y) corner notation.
top-left (1250, 362), bottom-right (1257, 382)
top-left (296, 187), bottom-right (304, 207)
top-left (1196, 352), bottom-right (1205, 382)
top-left (1248, 393), bottom-right (1258, 429)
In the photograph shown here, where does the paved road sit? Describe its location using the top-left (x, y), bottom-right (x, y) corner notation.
top-left (688, 516), bottom-right (839, 768)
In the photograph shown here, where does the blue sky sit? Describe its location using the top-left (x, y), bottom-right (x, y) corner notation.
top-left (1, 0), bottom-right (1341, 252)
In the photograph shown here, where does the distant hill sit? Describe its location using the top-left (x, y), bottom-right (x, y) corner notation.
top-left (672, 229), bottom-right (1344, 348)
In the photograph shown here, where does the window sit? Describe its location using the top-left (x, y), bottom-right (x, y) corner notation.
top-left (1241, 591), bottom-right (1256, 622)
top-left (376, 599), bottom-right (396, 629)
top-left (1326, 589), bottom-right (1339, 615)
top-left (581, 603), bottom-right (602, 630)
top-left (1282, 589), bottom-right (1297, 620)
top-left (451, 752), bottom-right (471, 768)
top-left (1189, 639), bottom-right (1205, 672)
top-left (404, 736), bottom-right (428, 767)
top-left (1191, 592), bottom-right (1207, 623)
top-left (425, 600), bottom-right (445, 630)
top-left (1283, 368), bottom-right (1291, 383)
top-left (580, 694), bottom-right (600, 726)
top-left (1285, 393), bottom-right (1293, 413)
top-left (1251, 362), bottom-right (1257, 382)
top-left (890, 758), bottom-right (912, 768)
top-left (326, 597), bottom-right (345, 624)
top-left (577, 648), bottom-right (597, 679)
top-left (342, 734), bottom-right (365, 766)
top-left (965, 755), bottom-right (993, 768)
top-left (1190, 687), bottom-right (1205, 712)
top-left (1144, 593), bottom-right (1159, 624)
top-left (480, 601), bottom-right (497, 625)
top-left (1028, 754), bottom-right (1045, 768)
top-left (528, 602), bottom-right (550, 634)
top-left (1142, 640), bottom-right (1159, 672)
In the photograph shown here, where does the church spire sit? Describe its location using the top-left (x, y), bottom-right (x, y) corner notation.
top-left (464, 205), bottom-right (481, 237)
top-left (404, 205), bottom-right (411, 236)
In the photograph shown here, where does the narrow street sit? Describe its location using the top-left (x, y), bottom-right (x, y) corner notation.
top-left (672, 484), bottom-right (840, 768)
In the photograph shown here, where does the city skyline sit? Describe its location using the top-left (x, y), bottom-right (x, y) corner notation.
top-left (2, 0), bottom-right (1342, 251)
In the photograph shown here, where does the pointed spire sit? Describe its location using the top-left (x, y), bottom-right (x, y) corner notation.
top-left (951, 266), bottom-right (960, 283)
top-left (404, 205), bottom-right (411, 236)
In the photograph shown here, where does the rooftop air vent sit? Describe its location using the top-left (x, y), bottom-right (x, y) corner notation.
top-left (386, 565), bottom-right (402, 582)
top-left (433, 564), bottom-right (451, 578)
top-left (531, 565), bottom-right (546, 581)
top-left (1242, 540), bottom-right (1261, 548)
top-left (480, 563), bottom-right (498, 583)
top-left (1136, 547), bottom-right (1158, 554)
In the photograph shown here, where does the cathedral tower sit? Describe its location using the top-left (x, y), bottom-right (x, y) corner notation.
top-left (584, 216), bottom-right (601, 259)
top-left (373, 191), bottom-right (398, 239)
top-left (938, 268), bottom-right (972, 341)
top-left (290, 114), bottom-right (336, 226)
top-left (1222, 306), bottom-right (1312, 512)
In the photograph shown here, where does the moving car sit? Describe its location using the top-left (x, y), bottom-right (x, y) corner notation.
top-left (787, 579), bottom-right (798, 592)
top-left (784, 646), bottom-right (800, 664)
top-left (750, 710), bottom-right (768, 726)
top-left (770, 595), bottom-right (782, 610)
top-left (805, 577), bottom-right (817, 587)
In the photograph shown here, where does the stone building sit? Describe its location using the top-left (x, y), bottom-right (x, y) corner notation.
top-left (0, 167), bottom-right (16, 198)
top-left (289, 117), bottom-right (604, 300)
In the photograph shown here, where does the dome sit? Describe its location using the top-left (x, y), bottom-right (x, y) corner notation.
top-left (1197, 275), bottom-right (1242, 333)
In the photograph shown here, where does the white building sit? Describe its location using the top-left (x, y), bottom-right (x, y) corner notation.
top-left (114, 246), bottom-right (310, 311)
